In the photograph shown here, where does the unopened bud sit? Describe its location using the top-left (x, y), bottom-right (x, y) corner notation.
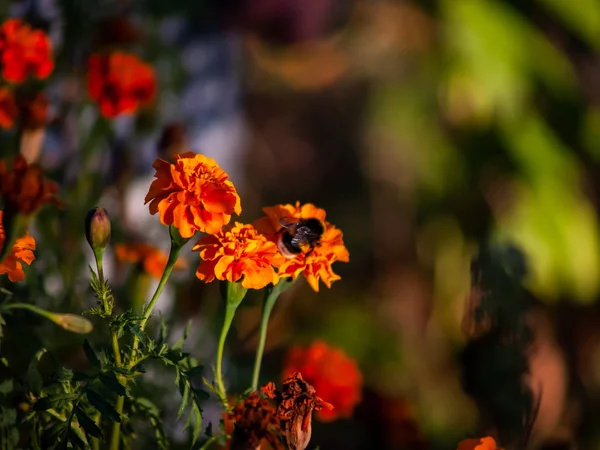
top-left (49, 313), bottom-right (94, 334)
top-left (85, 207), bottom-right (111, 254)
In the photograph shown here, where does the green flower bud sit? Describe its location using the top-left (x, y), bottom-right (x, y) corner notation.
top-left (85, 207), bottom-right (111, 254)
top-left (48, 313), bottom-right (94, 334)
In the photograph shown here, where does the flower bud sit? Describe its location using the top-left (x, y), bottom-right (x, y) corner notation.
top-left (85, 207), bottom-right (111, 254)
top-left (49, 313), bottom-right (94, 334)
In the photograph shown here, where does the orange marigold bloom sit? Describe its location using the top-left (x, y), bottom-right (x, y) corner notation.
top-left (0, 211), bottom-right (35, 282)
top-left (87, 51), bottom-right (156, 118)
top-left (458, 437), bottom-right (498, 450)
top-left (0, 19), bottom-right (54, 83)
top-left (262, 372), bottom-right (333, 450)
top-left (194, 222), bottom-right (284, 290)
top-left (254, 202), bottom-right (349, 291)
top-left (0, 87), bottom-right (17, 129)
top-left (0, 155), bottom-right (61, 216)
top-left (145, 152), bottom-right (242, 238)
top-left (282, 340), bottom-right (362, 422)
top-left (115, 243), bottom-right (186, 280)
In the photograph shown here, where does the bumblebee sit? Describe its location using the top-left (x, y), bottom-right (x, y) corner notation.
top-left (277, 217), bottom-right (325, 258)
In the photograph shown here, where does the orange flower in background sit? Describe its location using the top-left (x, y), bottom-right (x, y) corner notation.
top-left (458, 436), bottom-right (498, 450)
top-left (262, 372), bottom-right (333, 450)
top-left (87, 51), bottom-right (156, 118)
top-left (0, 155), bottom-right (61, 215)
top-left (255, 202), bottom-right (349, 291)
top-left (0, 211), bottom-right (35, 282)
top-left (145, 152), bottom-right (242, 238)
top-left (0, 19), bottom-right (54, 82)
top-left (282, 340), bottom-right (362, 422)
top-left (194, 222), bottom-right (284, 290)
top-left (115, 243), bottom-right (187, 279)
top-left (0, 87), bottom-right (17, 129)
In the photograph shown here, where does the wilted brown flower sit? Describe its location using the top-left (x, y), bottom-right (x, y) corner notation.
top-left (228, 392), bottom-right (282, 450)
top-left (261, 372), bottom-right (333, 450)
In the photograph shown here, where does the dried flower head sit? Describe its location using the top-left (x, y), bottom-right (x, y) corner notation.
top-left (87, 51), bottom-right (156, 118)
top-left (115, 242), bottom-right (186, 280)
top-left (261, 372), bottom-right (333, 450)
top-left (0, 211), bottom-right (35, 282)
top-left (283, 340), bottom-right (362, 421)
top-left (228, 392), bottom-right (282, 450)
top-left (254, 202), bottom-right (349, 291)
top-left (0, 88), bottom-right (17, 129)
top-left (0, 19), bottom-right (54, 83)
top-left (0, 155), bottom-right (61, 216)
top-left (458, 437), bottom-right (498, 450)
top-left (145, 152), bottom-right (242, 238)
top-left (194, 222), bottom-right (284, 290)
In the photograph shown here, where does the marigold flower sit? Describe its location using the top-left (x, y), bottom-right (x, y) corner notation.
top-left (87, 51), bottom-right (156, 118)
top-left (194, 222), bottom-right (283, 290)
top-left (0, 154), bottom-right (61, 216)
top-left (254, 202), bottom-right (349, 291)
top-left (115, 243), bottom-right (186, 280)
top-left (0, 87), bottom-right (17, 129)
top-left (282, 340), bottom-right (362, 422)
top-left (227, 392), bottom-right (283, 450)
top-left (0, 19), bottom-right (54, 83)
top-left (145, 152), bottom-right (242, 238)
top-left (458, 436), bottom-right (498, 450)
top-left (0, 211), bottom-right (35, 282)
top-left (262, 372), bottom-right (333, 450)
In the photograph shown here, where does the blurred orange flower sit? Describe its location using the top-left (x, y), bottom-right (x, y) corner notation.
top-left (145, 152), bottom-right (242, 238)
top-left (254, 202), bottom-right (349, 291)
top-left (0, 19), bottom-right (54, 83)
top-left (0, 211), bottom-right (35, 282)
top-left (19, 91), bottom-right (49, 129)
top-left (0, 87), bottom-right (17, 129)
top-left (262, 372), bottom-right (333, 450)
top-left (194, 222), bottom-right (283, 290)
top-left (282, 340), bottom-right (362, 422)
top-left (458, 437), bottom-right (498, 450)
top-left (87, 51), bottom-right (156, 118)
top-left (0, 155), bottom-right (61, 215)
top-left (115, 243), bottom-right (187, 280)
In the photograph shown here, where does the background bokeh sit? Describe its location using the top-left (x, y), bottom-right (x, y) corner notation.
top-left (3, 0), bottom-right (600, 448)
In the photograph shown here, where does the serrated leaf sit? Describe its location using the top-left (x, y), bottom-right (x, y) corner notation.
top-left (191, 405), bottom-right (202, 444)
top-left (74, 406), bottom-right (103, 439)
top-left (186, 365), bottom-right (204, 379)
top-left (99, 372), bottom-right (126, 397)
top-left (192, 388), bottom-right (210, 402)
top-left (86, 389), bottom-right (120, 423)
top-left (25, 350), bottom-right (46, 395)
top-left (158, 316), bottom-right (167, 346)
top-left (0, 379), bottom-right (12, 396)
top-left (177, 378), bottom-right (190, 419)
top-left (83, 340), bottom-right (100, 369)
top-left (33, 397), bottom-right (53, 411)
top-left (172, 320), bottom-right (191, 351)
top-left (53, 367), bottom-right (73, 382)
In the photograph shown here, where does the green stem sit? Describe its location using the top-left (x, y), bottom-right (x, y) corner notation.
top-left (214, 281), bottom-right (247, 409)
top-left (128, 241), bottom-right (183, 367)
top-left (214, 301), bottom-right (239, 408)
top-left (250, 280), bottom-right (294, 391)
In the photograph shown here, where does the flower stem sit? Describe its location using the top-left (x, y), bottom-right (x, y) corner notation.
top-left (214, 281), bottom-right (247, 409)
top-left (128, 240), bottom-right (183, 367)
top-left (250, 280), bottom-right (294, 391)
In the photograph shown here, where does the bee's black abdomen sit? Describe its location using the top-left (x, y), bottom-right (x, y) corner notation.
top-left (278, 231), bottom-right (302, 258)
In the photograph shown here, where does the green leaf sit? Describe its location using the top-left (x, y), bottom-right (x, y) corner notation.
top-left (25, 349), bottom-right (47, 395)
top-left (172, 320), bottom-right (191, 351)
top-left (86, 389), bottom-right (120, 423)
top-left (99, 372), bottom-right (127, 397)
top-left (186, 365), bottom-right (204, 379)
top-left (33, 397), bottom-right (53, 411)
top-left (192, 388), bottom-right (210, 402)
top-left (74, 406), bottom-right (103, 439)
top-left (83, 340), bottom-right (100, 369)
top-left (0, 379), bottom-right (12, 396)
top-left (177, 378), bottom-right (190, 419)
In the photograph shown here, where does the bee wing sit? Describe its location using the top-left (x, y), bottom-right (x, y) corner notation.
top-left (279, 217), bottom-right (299, 229)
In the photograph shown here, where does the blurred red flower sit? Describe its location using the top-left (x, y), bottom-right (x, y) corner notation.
top-left (0, 88), bottom-right (17, 129)
top-left (87, 51), bottom-right (156, 118)
top-left (0, 19), bottom-right (54, 83)
top-left (282, 340), bottom-right (362, 422)
top-left (458, 436), bottom-right (498, 450)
